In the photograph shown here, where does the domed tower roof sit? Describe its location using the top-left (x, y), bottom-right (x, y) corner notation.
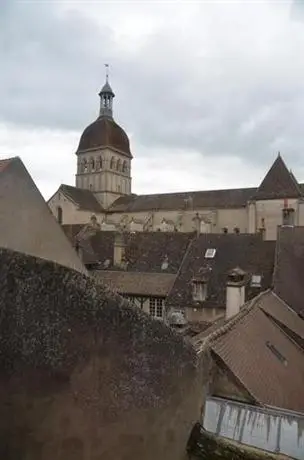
top-left (76, 67), bottom-right (132, 158)
top-left (77, 118), bottom-right (131, 157)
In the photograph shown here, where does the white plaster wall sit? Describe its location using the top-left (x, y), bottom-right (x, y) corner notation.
top-left (255, 198), bottom-right (299, 240)
top-left (297, 200), bottom-right (304, 225)
top-left (48, 191), bottom-right (104, 225)
top-left (216, 208), bottom-right (248, 233)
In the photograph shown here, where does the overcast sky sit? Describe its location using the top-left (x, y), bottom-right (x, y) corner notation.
top-left (1, 0), bottom-right (304, 199)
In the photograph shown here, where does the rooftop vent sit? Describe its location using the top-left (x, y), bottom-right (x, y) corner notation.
top-left (161, 255), bottom-right (169, 271)
top-left (266, 341), bottom-right (287, 366)
top-left (205, 248), bottom-right (216, 259)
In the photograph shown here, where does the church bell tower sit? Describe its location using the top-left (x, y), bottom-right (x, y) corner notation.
top-left (75, 66), bottom-right (132, 209)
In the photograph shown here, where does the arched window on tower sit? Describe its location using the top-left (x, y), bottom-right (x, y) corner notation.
top-left (110, 156), bottom-right (116, 169)
top-left (116, 159), bottom-right (122, 172)
top-left (57, 206), bottom-right (63, 224)
top-left (97, 156), bottom-right (103, 170)
top-left (90, 157), bottom-right (95, 171)
top-left (82, 159), bottom-right (88, 173)
top-left (122, 160), bottom-right (127, 173)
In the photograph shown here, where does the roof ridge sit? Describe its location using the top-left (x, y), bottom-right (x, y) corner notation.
top-left (196, 290), bottom-right (269, 354)
top-left (166, 234), bottom-right (196, 300)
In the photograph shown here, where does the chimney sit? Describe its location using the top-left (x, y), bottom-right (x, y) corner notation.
top-left (114, 231), bottom-right (126, 267)
top-left (226, 267), bottom-right (247, 320)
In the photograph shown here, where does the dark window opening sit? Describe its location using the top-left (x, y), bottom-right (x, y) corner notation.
top-left (234, 227), bottom-right (240, 234)
top-left (223, 227), bottom-right (228, 234)
top-left (266, 341), bottom-right (287, 366)
top-left (57, 206), bottom-right (63, 224)
top-left (282, 208), bottom-right (295, 226)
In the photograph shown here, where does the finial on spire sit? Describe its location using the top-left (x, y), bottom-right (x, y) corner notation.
top-left (278, 151), bottom-right (281, 157)
top-left (105, 63), bottom-right (109, 82)
top-left (98, 64), bottom-right (115, 118)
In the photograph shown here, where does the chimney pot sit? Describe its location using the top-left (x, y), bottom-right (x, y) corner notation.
top-left (226, 267), bottom-right (246, 319)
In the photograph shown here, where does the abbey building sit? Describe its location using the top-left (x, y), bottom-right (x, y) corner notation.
top-left (48, 77), bottom-right (304, 241)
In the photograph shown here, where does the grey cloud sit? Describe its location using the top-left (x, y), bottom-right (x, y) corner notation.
top-left (1, 0), bottom-right (304, 174)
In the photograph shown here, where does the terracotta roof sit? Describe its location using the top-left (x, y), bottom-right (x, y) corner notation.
top-left (109, 187), bottom-right (257, 212)
top-left (252, 155), bottom-right (302, 200)
top-left (60, 184), bottom-right (104, 213)
top-left (273, 226), bottom-right (304, 317)
top-left (93, 271), bottom-right (176, 296)
top-left (167, 234), bottom-right (275, 309)
top-left (76, 117), bottom-right (132, 157)
top-left (257, 291), bottom-right (304, 346)
top-left (210, 296), bottom-right (304, 412)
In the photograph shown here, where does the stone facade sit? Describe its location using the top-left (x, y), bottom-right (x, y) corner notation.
top-left (48, 190), bottom-right (103, 225)
top-left (47, 79), bottom-right (304, 242)
top-left (76, 147), bottom-right (131, 209)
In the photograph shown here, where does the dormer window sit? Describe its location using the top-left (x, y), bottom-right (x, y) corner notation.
top-left (192, 281), bottom-right (207, 302)
top-left (282, 208), bottom-right (295, 227)
top-left (161, 256), bottom-right (169, 271)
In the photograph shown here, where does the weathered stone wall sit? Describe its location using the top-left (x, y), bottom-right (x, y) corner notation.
top-left (0, 247), bottom-right (206, 460)
top-left (188, 425), bottom-right (292, 460)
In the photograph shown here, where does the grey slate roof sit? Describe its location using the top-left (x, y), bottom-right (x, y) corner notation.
top-left (252, 155), bottom-right (302, 200)
top-left (273, 226), bottom-right (304, 318)
top-left (108, 188), bottom-right (257, 212)
top-left (73, 230), bottom-right (193, 272)
top-left (60, 184), bottom-right (104, 212)
top-left (167, 234), bottom-right (275, 310)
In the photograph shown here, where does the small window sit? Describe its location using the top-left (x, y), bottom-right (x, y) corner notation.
top-left (205, 248), bottom-right (216, 259)
top-left (122, 160), bottom-right (127, 173)
top-left (223, 227), bottom-right (228, 234)
top-left (149, 298), bottom-right (164, 318)
top-left (251, 274), bottom-right (261, 287)
top-left (90, 157), bottom-right (95, 171)
top-left (266, 341), bottom-right (287, 366)
top-left (192, 281), bottom-right (207, 302)
top-left (234, 227), bottom-right (240, 234)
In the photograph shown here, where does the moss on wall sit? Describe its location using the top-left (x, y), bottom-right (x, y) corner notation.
top-left (0, 247), bottom-right (208, 460)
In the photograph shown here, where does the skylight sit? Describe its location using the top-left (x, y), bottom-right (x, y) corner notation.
top-left (205, 248), bottom-right (216, 259)
top-left (251, 274), bottom-right (262, 287)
